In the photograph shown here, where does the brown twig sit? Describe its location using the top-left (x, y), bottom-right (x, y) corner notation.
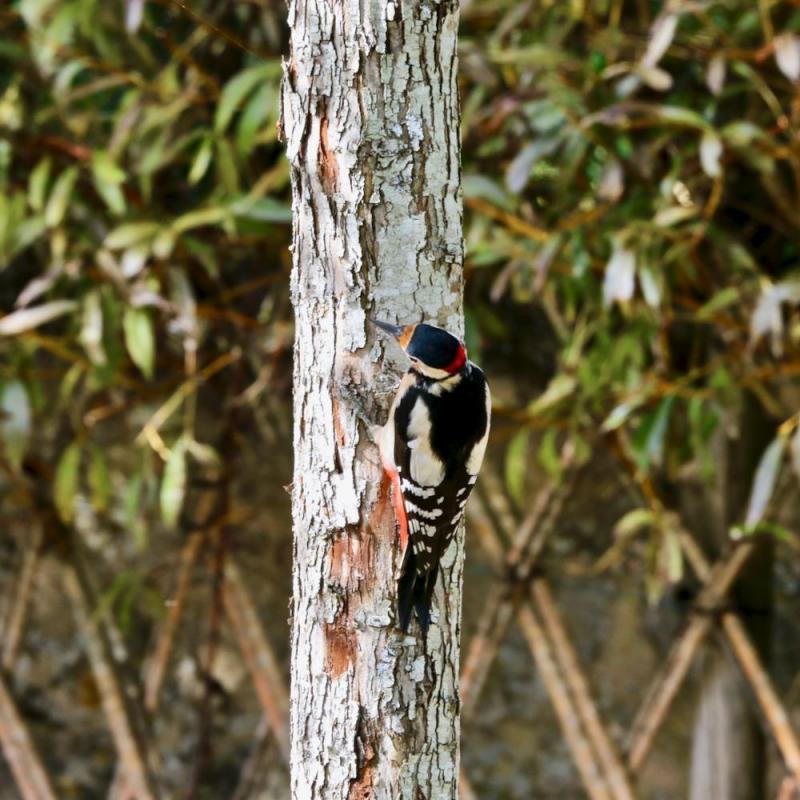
top-left (231, 716), bottom-right (273, 800)
top-left (517, 603), bottom-right (613, 800)
top-left (461, 472), bottom-right (568, 720)
top-left (461, 446), bottom-right (576, 719)
top-left (222, 559), bottom-right (290, 763)
top-left (62, 561), bottom-right (159, 800)
top-left (532, 578), bottom-right (636, 800)
top-left (0, 672), bottom-right (58, 800)
top-left (2, 528), bottom-right (42, 670)
top-left (144, 531), bottom-right (204, 712)
top-left (678, 531), bottom-right (800, 785)
top-left (626, 541), bottom-right (756, 773)
top-left (459, 766), bottom-right (479, 800)
top-left (777, 776), bottom-right (799, 800)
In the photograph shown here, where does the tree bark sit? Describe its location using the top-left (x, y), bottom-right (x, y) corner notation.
top-left (281, 0), bottom-right (464, 796)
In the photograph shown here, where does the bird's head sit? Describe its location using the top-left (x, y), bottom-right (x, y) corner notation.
top-left (371, 319), bottom-right (467, 380)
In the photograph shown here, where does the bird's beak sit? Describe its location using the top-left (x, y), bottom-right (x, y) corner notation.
top-left (369, 318), bottom-right (404, 339)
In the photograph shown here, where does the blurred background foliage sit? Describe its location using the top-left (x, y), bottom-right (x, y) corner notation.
top-left (1, 0), bottom-right (799, 797)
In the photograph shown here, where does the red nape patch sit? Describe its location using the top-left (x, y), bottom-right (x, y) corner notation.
top-left (444, 344), bottom-right (467, 374)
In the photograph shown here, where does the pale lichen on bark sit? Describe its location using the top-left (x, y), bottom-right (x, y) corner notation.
top-left (282, 0), bottom-right (464, 796)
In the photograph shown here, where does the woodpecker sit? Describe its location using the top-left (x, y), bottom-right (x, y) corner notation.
top-left (372, 319), bottom-right (491, 634)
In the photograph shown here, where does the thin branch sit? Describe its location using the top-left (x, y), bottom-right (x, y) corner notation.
top-left (0, 672), bottom-right (58, 800)
top-left (626, 541), bottom-right (756, 773)
top-left (144, 530), bottom-right (204, 712)
top-left (678, 531), bottom-right (800, 785)
top-left (222, 559), bottom-right (290, 763)
top-left (231, 716), bottom-right (273, 800)
top-left (461, 447), bottom-right (576, 720)
top-left (62, 561), bottom-right (159, 800)
top-left (517, 602), bottom-right (613, 800)
top-left (2, 528), bottom-right (42, 670)
top-left (459, 767), bottom-right (478, 800)
top-left (532, 578), bottom-right (637, 800)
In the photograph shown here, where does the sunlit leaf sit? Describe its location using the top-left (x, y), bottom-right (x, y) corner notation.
top-left (744, 436), bottom-right (786, 527)
top-left (123, 307), bottom-right (155, 378)
top-left (707, 54), bottom-right (726, 95)
top-left (188, 136), bottom-right (213, 185)
top-left (44, 166), bottom-right (79, 227)
top-left (642, 12), bottom-right (678, 68)
top-left (614, 508), bottom-right (655, 539)
top-left (699, 131), bottom-right (723, 178)
top-left (602, 400), bottom-right (643, 432)
top-left (631, 396), bottom-right (675, 469)
top-left (215, 64), bottom-right (274, 134)
top-left (774, 33), bottom-right (800, 81)
top-left (80, 291), bottom-right (106, 366)
top-left (0, 380), bottom-right (31, 468)
top-left (0, 300), bottom-right (76, 335)
top-left (54, 442), bottom-right (81, 523)
top-left (505, 428), bottom-right (530, 505)
top-left (28, 158), bottom-right (52, 212)
top-left (696, 286), bottom-right (740, 320)
top-left (527, 373), bottom-right (576, 416)
top-left (88, 446), bottom-right (111, 511)
top-left (603, 237), bottom-right (635, 307)
top-left (161, 438), bottom-right (187, 527)
top-left (104, 222), bottom-right (160, 250)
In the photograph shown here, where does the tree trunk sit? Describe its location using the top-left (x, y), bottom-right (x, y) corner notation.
top-left (281, 0), bottom-right (464, 796)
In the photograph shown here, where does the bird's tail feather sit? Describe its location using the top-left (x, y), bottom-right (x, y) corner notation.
top-left (397, 549), bottom-right (438, 635)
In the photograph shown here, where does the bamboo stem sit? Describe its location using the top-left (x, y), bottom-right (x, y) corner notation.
top-left (532, 578), bottom-right (636, 800)
top-left (626, 542), bottom-right (755, 773)
top-left (0, 672), bottom-right (58, 800)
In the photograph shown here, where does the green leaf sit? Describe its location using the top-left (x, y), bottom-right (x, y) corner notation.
top-left (123, 307), bottom-right (155, 378)
top-left (104, 222), bottom-right (160, 250)
top-left (188, 136), bottom-right (213, 185)
top-left (602, 400), bottom-right (643, 432)
top-left (230, 196), bottom-right (292, 223)
top-left (505, 428), bottom-right (530, 505)
top-left (537, 429), bottom-right (562, 482)
top-left (696, 286), bottom-right (740, 320)
top-left (527, 373), bottom-right (576, 417)
top-left (614, 508), bottom-right (656, 539)
top-left (744, 436), bottom-right (785, 527)
top-left (79, 291), bottom-right (106, 366)
top-left (0, 380), bottom-right (31, 468)
top-left (88, 446), bottom-right (111, 511)
top-left (214, 64), bottom-right (274, 134)
top-left (44, 166), bottom-right (79, 227)
top-left (54, 442), bottom-right (81, 523)
top-left (631, 396), bottom-right (675, 470)
top-left (161, 438), bottom-right (187, 527)
top-left (28, 158), bottom-right (52, 212)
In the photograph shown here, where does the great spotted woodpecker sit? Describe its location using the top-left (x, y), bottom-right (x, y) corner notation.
top-left (373, 319), bottom-right (491, 634)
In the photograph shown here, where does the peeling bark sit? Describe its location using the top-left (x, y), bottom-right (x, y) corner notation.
top-left (282, 0), bottom-right (464, 797)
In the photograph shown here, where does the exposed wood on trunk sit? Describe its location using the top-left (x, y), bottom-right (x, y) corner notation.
top-left (282, 0), bottom-right (465, 794)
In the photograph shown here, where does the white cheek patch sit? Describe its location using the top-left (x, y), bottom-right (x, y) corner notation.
top-left (406, 398), bottom-right (445, 486)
